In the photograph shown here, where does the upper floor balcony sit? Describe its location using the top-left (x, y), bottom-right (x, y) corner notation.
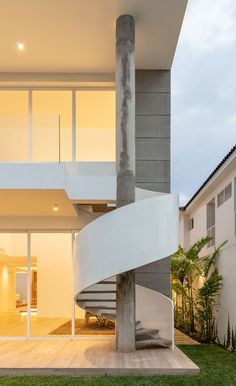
top-left (0, 89), bottom-right (115, 163)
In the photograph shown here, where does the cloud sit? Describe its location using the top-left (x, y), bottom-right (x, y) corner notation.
top-left (180, 0), bottom-right (236, 53)
top-left (171, 0), bottom-right (236, 206)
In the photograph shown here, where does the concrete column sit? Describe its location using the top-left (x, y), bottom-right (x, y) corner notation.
top-left (116, 14), bottom-right (136, 353)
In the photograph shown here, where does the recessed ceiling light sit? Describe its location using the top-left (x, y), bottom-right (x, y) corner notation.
top-left (53, 204), bottom-right (59, 212)
top-left (17, 41), bottom-right (24, 51)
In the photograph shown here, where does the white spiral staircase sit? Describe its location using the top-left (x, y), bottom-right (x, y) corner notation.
top-left (74, 189), bottom-right (178, 349)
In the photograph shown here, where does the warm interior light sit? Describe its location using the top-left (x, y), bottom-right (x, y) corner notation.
top-left (21, 309), bottom-right (37, 316)
top-left (53, 204), bottom-right (59, 212)
top-left (17, 41), bottom-right (24, 51)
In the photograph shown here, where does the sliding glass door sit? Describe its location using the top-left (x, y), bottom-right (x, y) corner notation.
top-left (30, 233), bottom-right (72, 337)
top-left (0, 231), bottom-right (115, 339)
top-left (0, 233), bottom-right (28, 336)
top-left (0, 91), bottom-right (28, 162)
top-left (0, 88), bottom-right (115, 163)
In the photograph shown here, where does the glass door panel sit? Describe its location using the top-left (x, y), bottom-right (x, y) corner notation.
top-left (0, 91), bottom-right (28, 162)
top-left (76, 90), bottom-right (115, 161)
top-left (0, 233), bottom-right (27, 336)
top-left (30, 233), bottom-right (72, 337)
top-left (32, 91), bottom-right (72, 161)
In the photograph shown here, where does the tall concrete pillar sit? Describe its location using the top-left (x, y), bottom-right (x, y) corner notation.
top-left (116, 14), bottom-right (136, 353)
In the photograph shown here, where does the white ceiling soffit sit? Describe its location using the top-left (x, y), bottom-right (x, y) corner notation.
top-left (0, 0), bottom-right (187, 73)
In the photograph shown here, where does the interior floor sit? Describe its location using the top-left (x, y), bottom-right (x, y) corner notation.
top-left (0, 313), bottom-right (115, 337)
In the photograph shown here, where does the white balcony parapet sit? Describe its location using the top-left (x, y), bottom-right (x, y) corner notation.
top-left (0, 162), bottom-right (116, 201)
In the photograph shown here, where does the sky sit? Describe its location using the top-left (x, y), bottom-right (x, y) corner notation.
top-left (172, 0), bottom-right (236, 205)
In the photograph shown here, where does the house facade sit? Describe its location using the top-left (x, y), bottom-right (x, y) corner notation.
top-left (179, 145), bottom-right (236, 344)
top-left (0, 0), bottom-right (187, 352)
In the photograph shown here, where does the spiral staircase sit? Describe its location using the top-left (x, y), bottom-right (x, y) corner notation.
top-left (74, 189), bottom-right (178, 349)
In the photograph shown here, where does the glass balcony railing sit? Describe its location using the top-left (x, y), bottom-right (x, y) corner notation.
top-left (0, 115), bottom-right (61, 162)
top-left (0, 114), bottom-right (116, 163)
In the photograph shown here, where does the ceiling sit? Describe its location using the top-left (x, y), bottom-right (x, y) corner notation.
top-left (0, 0), bottom-right (187, 73)
top-left (0, 190), bottom-right (76, 216)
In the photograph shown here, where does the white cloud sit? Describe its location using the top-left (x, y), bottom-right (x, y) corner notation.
top-left (179, 193), bottom-right (191, 207)
top-left (172, 0), bottom-right (236, 203)
top-left (181, 0), bottom-right (236, 52)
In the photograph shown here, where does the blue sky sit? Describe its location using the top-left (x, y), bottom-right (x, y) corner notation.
top-left (171, 0), bottom-right (236, 205)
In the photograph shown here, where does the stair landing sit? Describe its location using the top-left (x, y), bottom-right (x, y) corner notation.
top-left (0, 340), bottom-right (199, 376)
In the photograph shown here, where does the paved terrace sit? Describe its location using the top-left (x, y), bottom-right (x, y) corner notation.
top-left (0, 340), bottom-right (199, 376)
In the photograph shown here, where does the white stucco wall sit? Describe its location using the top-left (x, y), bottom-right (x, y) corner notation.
top-left (179, 164), bottom-right (236, 343)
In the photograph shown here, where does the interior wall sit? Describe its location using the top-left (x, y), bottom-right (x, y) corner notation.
top-left (0, 233), bottom-right (27, 313)
top-left (0, 264), bottom-right (16, 312)
top-left (76, 90), bottom-right (115, 161)
top-left (31, 233), bottom-right (72, 318)
top-left (16, 272), bottom-right (27, 302)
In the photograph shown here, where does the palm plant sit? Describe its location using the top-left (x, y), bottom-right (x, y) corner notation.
top-left (172, 237), bottom-right (227, 339)
top-left (202, 240), bottom-right (228, 277)
top-left (171, 236), bottom-right (211, 333)
top-left (196, 269), bottom-right (223, 342)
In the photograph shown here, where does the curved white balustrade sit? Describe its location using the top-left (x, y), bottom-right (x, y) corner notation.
top-left (74, 190), bottom-right (178, 348)
top-left (136, 285), bottom-right (174, 350)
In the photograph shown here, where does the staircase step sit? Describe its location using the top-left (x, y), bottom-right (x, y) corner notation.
top-left (136, 333), bottom-right (156, 342)
top-left (99, 281), bottom-right (116, 285)
top-left (85, 306), bottom-right (116, 310)
top-left (81, 291), bottom-right (116, 294)
top-left (80, 299), bottom-right (116, 303)
top-left (135, 328), bottom-right (159, 336)
top-left (136, 338), bottom-right (172, 349)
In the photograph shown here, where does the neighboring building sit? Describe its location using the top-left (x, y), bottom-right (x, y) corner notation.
top-left (180, 145), bottom-right (236, 343)
top-left (0, 0), bottom-right (187, 354)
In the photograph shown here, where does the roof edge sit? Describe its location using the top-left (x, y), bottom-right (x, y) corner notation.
top-left (182, 144), bottom-right (236, 211)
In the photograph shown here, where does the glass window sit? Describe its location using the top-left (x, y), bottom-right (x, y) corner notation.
top-left (190, 218), bottom-right (194, 230)
top-left (207, 198), bottom-right (215, 229)
top-left (225, 183), bottom-right (232, 202)
top-left (207, 226), bottom-right (215, 248)
top-left (207, 198), bottom-right (215, 247)
top-left (0, 91), bottom-right (28, 161)
top-left (217, 191), bottom-right (224, 207)
top-left (32, 91), bottom-right (72, 161)
top-left (0, 233), bottom-right (28, 336)
top-left (76, 90), bottom-right (115, 161)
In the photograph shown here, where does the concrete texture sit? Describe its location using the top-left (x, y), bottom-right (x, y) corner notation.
top-left (136, 160), bottom-right (170, 183)
top-left (116, 14), bottom-right (136, 353)
top-left (136, 70), bottom-right (170, 92)
top-left (136, 182), bottom-right (170, 192)
top-left (136, 93), bottom-right (170, 116)
top-left (136, 116), bottom-right (170, 137)
top-left (135, 70), bottom-right (171, 297)
top-left (136, 138), bottom-right (170, 160)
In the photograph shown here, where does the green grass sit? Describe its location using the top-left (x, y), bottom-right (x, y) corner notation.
top-left (0, 344), bottom-right (236, 385)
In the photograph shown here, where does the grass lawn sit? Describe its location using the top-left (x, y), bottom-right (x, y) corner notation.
top-left (0, 344), bottom-right (236, 385)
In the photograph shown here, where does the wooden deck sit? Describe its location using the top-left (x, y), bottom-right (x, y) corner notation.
top-left (0, 340), bottom-right (199, 376)
top-left (174, 329), bottom-right (200, 345)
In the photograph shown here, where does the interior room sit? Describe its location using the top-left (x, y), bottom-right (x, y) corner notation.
top-left (0, 232), bottom-right (115, 338)
top-left (0, 89), bottom-right (115, 163)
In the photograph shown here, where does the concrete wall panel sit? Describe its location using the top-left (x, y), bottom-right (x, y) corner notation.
top-left (135, 70), bottom-right (171, 297)
top-left (136, 115), bottom-right (170, 138)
